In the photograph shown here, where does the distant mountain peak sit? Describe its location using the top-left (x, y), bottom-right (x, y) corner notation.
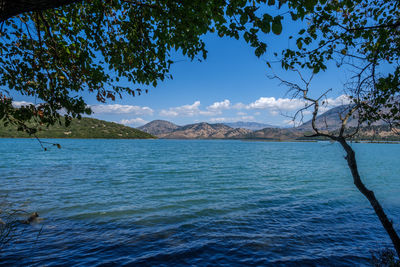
top-left (138, 120), bottom-right (180, 135)
top-left (297, 104), bottom-right (359, 131)
top-left (158, 122), bottom-right (250, 139)
top-left (223, 121), bottom-right (276, 131)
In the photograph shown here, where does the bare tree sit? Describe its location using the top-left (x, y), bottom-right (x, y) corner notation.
top-left (274, 69), bottom-right (400, 258)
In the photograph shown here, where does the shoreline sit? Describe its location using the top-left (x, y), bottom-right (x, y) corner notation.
top-left (1, 137), bottom-right (399, 143)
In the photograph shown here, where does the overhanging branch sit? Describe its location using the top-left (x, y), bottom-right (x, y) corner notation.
top-left (0, 0), bottom-right (83, 22)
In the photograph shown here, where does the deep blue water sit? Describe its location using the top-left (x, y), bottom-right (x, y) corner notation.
top-left (0, 139), bottom-right (399, 266)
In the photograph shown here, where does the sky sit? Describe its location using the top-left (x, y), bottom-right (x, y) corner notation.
top-left (12, 22), bottom-right (352, 128)
top-left (87, 31), bottom-right (350, 127)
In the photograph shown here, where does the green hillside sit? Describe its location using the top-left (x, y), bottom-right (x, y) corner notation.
top-left (0, 117), bottom-right (155, 139)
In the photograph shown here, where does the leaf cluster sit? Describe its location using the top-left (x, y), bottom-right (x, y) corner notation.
top-left (0, 0), bottom-right (283, 133)
top-left (279, 0), bottom-right (400, 126)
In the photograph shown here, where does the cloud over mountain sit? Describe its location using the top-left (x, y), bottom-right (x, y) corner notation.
top-left (120, 118), bottom-right (148, 126)
top-left (160, 100), bottom-right (231, 117)
top-left (244, 95), bottom-right (351, 114)
top-left (91, 104), bottom-right (153, 115)
top-left (206, 99), bottom-right (231, 112)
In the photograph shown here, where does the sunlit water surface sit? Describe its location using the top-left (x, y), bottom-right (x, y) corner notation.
top-left (1, 139), bottom-right (399, 266)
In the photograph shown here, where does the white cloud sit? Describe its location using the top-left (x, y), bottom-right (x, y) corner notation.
top-left (246, 97), bottom-right (306, 111)
top-left (316, 95), bottom-right (352, 114)
top-left (160, 100), bottom-right (230, 117)
top-left (232, 103), bottom-right (246, 109)
top-left (91, 104), bottom-right (153, 115)
top-left (209, 117), bottom-right (229, 123)
top-left (269, 110), bottom-right (279, 116)
top-left (244, 94), bottom-right (350, 114)
top-left (12, 101), bottom-right (34, 108)
top-left (241, 115), bottom-right (255, 121)
top-left (209, 115), bottom-right (255, 123)
top-left (160, 101), bottom-right (202, 117)
top-left (237, 112), bottom-right (247, 116)
top-left (323, 94), bottom-right (351, 107)
top-left (207, 99), bottom-right (230, 112)
top-left (119, 118), bottom-right (148, 126)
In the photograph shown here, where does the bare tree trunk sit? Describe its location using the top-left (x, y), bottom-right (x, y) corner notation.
top-left (338, 137), bottom-right (400, 257)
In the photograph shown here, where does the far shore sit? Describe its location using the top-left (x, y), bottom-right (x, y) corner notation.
top-left (1, 137), bottom-right (399, 144)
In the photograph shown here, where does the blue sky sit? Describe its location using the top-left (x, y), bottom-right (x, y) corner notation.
top-left (85, 31), bottom-right (349, 127)
top-left (12, 23), bottom-right (351, 128)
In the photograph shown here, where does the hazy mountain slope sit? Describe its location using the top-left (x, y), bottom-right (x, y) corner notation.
top-left (138, 120), bottom-right (180, 135)
top-left (224, 121), bottom-right (275, 130)
top-left (159, 122), bottom-right (252, 139)
top-left (0, 117), bottom-right (155, 139)
top-left (246, 127), bottom-right (303, 140)
top-left (297, 105), bottom-right (360, 131)
top-left (297, 102), bottom-right (395, 131)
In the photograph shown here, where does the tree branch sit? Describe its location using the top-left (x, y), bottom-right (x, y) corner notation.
top-left (0, 0), bottom-right (83, 22)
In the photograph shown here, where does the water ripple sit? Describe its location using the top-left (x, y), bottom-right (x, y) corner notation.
top-left (0, 139), bottom-right (399, 266)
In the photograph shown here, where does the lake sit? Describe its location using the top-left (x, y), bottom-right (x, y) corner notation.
top-left (0, 139), bottom-right (399, 266)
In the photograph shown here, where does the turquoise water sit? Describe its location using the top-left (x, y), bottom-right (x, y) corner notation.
top-left (0, 139), bottom-right (399, 266)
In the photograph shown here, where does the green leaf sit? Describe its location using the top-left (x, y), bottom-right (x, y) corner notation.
top-left (240, 13), bottom-right (248, 25)
top-left (296, 39), bottom-right (303, 49)
top-left (261, 21), bottom-right (271, 33)
top-left (305, 0), bottom-right (317, 11)
top-left (272, 17), bottom-right (282, 35)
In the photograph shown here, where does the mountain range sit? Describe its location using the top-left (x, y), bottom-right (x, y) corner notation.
top-left (296, 105), bottom-right (359, 131)
top-left (296, 104), bottom-right (389, 131)
top-left (139, 120), bottom-right (303, 140)
top-left (1, 105), bottom-right (397, 141)
top-left (138, 106), bottom-right (399, 141)
top-left (223, 121), bottom-right (276, 130)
